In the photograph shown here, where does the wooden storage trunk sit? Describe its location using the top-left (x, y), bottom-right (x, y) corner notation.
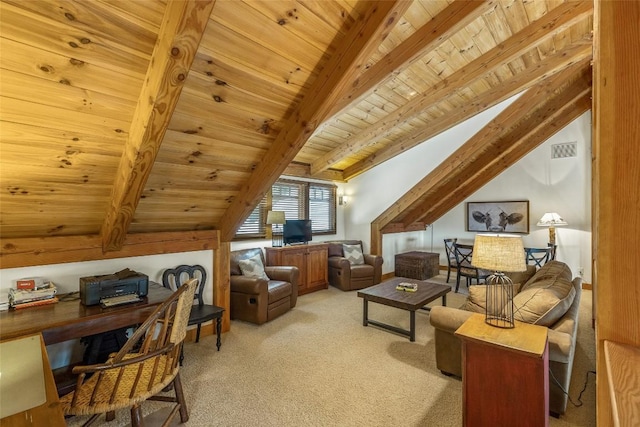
top-left (395, 251), bottom-right (439, 280)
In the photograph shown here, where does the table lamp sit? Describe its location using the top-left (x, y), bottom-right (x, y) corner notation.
top-left (536, 212), bottom-right (568, 245)
top-left (472, 234), bottom-right (526, 328)
top-left (266, 211), bottom-right (286, 247)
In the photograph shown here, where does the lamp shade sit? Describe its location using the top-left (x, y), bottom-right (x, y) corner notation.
top-left (266, 211), bottom-right (286, 225)
top-left (472, 234), bottom-right (526, 272)
top-left (536, 212), bottom-right (568, 227)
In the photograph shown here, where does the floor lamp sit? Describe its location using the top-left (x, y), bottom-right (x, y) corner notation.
top-left (266, 211), bottom-right (285, 247)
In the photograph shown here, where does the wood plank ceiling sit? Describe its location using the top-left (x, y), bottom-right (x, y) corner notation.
top-left (0, 0), bottom-right (593, 251)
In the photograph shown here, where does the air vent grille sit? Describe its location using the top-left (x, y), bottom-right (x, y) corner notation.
top-left (551, 142), bottom-right (577, 159)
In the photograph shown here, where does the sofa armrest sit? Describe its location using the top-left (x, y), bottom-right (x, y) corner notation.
top-left (328, 257), bottom-right (350, 269)
top-left (230, 276), bottom-right (268, 295)
top-left (547, 329), bottom-right (573, 363)
top-left (429, 306), bottom-right (475, 333)
top-left (363, 254), bottom-right (383, 267)
top-left (363, 254), bottom-right (383, 284)
top-left (265, 266), bottom-right (300, 286)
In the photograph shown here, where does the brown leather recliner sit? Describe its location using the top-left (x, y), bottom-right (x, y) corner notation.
top-left (327, 240), bottom-right (383, 291)
top-left (230, 248), bottom-right (299, 325)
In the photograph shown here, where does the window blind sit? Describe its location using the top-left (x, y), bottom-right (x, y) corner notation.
top-left (234, 195), bottom-right (267, 239)
top-left (234, 179), bottom-right (336, 239)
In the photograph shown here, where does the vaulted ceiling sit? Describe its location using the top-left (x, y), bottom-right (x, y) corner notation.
top-left (0, 0), bottom-right (593, 252)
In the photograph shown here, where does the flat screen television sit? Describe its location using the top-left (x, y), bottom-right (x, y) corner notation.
top-left (283, 219), bottom-right (312, 245)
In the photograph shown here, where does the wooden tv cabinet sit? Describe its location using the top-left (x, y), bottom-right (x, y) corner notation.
top-left (265, 244), bottom-right (328, 295)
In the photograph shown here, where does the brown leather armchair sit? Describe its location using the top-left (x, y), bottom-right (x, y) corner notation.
top-left (230, 248), bottom-right (299, 324)
top-left (327, 240), bottom-right (383, 291)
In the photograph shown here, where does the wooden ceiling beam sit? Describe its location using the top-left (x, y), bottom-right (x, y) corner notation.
top-left (405, 69), bottom-right (592, 227)
top-left (315, 0), bottom-right (593, 176)
top-left (283, 162), bottom-right (345, 182)
top-left (420, 92), bottom-right (592, 227)
top-left (345, 44), bottom-right (592, 180)
top-left (218, 1), bottom-right (412, 242)
top-left (100, 0), bottom-right (216, 252)
top-left (0, 230), bottom-right (218, 269)
top-left (379, 64), bottom-right (591, 234)
top-left (375, 60), bottom-right (591, 233)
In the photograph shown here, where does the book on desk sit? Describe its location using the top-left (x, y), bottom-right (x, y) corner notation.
top-left (8, 282), bottom-right (58, 310)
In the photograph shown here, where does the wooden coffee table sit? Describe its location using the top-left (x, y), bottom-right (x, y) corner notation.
top-left (357, 277), bottom-right (451, 342)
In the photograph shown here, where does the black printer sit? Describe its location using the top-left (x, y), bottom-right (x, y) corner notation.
top-left (79, 268), bottom-right (149, 306)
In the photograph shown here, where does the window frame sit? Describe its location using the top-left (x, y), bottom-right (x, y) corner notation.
top-left (234, 178), bottom-right (337, 240)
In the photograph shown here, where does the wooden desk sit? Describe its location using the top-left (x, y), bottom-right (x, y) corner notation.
top-left (0, 282), bottom-right (173, 345)
top-left (0, 334), bottom-right (65, 426)
top-left (456, 313), bottom-right (549, 427)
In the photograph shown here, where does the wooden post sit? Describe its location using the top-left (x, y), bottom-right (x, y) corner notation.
top-left (593, 1), bottom-right (640, 424)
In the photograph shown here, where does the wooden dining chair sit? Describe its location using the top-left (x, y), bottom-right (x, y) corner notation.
top-left (162, 265), bottom-right (224, 360)
top-left (525, 247), bottom-right (552, 268)
top-left (60, 279), bottom-right (198, 427)
top-left (452, 243), bottom-right (491, 293)
top-left (443, 238), bottom-right (458, 283)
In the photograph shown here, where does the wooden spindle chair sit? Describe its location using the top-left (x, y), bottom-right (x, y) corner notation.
top-left (60, 279), bottom-right (198, 427)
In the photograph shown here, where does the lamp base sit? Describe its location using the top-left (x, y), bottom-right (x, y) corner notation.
top-left (271, 235), bottom-right (283, 248)
top-left (485, 272), bottom-right (515, 329)
top-left (548, 226), bottom-right (556, 246)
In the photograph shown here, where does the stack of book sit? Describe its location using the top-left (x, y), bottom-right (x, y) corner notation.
top-left (8, 282), bottom-right (58, 309)
top-left (396, 282), bottom-right (418, 292)
top-left (0, 294), bottom-right (9, 312)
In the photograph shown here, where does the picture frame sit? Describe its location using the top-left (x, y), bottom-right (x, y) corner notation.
top-left (466, 201), bottom-right (529, 234)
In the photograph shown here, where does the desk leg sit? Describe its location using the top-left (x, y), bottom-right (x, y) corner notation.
top-left (410, 311), bottom-right (416, 342)
top-left (442, 295), bottom-right (447, 307)
top-left (216, 317), bottom-right (222, 351)
top-left (363, 299), bottom-right (369, 326)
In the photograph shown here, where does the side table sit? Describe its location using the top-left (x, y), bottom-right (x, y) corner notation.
top-left (455, 313), bottom-right (549, 427)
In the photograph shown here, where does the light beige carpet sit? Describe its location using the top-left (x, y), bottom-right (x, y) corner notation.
top-left (66, 273), bottom-right (595, 426)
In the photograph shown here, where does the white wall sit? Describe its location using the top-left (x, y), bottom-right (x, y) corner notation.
top-left (343, 94), bottom-right (592, 284)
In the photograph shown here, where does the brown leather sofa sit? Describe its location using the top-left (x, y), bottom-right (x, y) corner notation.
top-left (326, 240), bottom-right (383, 291)
top-left (230, 248), bottom-right (299, 325)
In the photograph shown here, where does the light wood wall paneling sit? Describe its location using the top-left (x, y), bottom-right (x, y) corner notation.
top-left (0, 38), bottom-right (143, 102)
top-left (0, 2), bottom-right (150, 78)
top-left (344, 43), bottom-right (592, 180)
top-left (189, 52), bottom-right (298, 108)
top-left (218, 1), bottom-right (413, 241)
top-left (1, 69), bottom-right (135, 122)
top-left (312, 1), bottom-right (593, 175)
top-left (0, 230), bottom-right (219, 269)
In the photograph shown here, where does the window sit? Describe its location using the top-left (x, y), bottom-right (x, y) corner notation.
top-left (272, 180), bottom-right (306, 221)
top-left (234, 197), bottom-right (267, 239)
top-left (308, 183), bottom-right (336, 234)
top-left (234, 179), bottom-right (336, 239)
